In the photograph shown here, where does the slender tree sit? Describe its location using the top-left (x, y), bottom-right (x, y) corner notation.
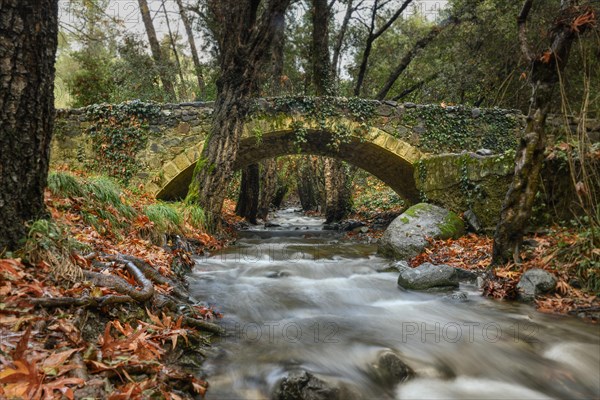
top-left (491, 0), bottom-right (596, 265)
top-left (188, 0), bottom-right (291, 230)
top-left (353, 0), bottom-right (413, 96)
top-left (175, 0), bottom-right (206, 98)
top-left (138, 0), bottom-right (177, 100)
top-left (310, 0), bottom-right (353, 223)
top-left (161, 0), bottom-right (187, 98)
top-left (0, 0), bottom-right (59, 251)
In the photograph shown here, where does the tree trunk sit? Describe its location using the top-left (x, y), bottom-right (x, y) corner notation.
top-left (353, 0), bottom-right (413, 96)
top-left (187, 0), bottom-right (290, 232)
top-left (311, 0), bottom-right (333, 95)
top-left (331, 0), bottom-right (354, 78)
top-left (491, 0), bottom-right (592, 265)
top-left (235, 164), bottom-right (260, 224)
top-left (323, 158), bottom-right (353, 224)
top-left (175, 0), bottom-right (206, 99)
top-left (311, 0), bottom-right (352, 223)
top-left (258, 160), bottom-right (278, 221)
top-left (270, 11), bottom-right (286, 96)
top-left (138, 0), bottom-right (177, 101)
top-left (161, 0), bottom-right (187, 99)
top-left (296, 156), bottom-right (324, 212)
top-left (0, 0), bottom-right (59, 251)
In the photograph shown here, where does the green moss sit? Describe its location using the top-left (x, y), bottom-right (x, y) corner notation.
top-left (400, 217), bottom-right (410, 224)
top-left (438, 212), bottom-right (465, 239)
top-left (401, 202), bottom-right (434, 218)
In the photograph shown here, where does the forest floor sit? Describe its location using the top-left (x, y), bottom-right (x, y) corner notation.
top-left (0, 170), bottom-right (239, 399)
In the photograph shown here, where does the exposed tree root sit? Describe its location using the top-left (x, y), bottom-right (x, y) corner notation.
top-left (27, 253), bottom-right (225, 336)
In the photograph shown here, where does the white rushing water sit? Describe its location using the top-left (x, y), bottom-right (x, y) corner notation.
top-left (189, 209), bottom-right (600, 399)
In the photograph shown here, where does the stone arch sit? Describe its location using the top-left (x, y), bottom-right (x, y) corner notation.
top-left (151, 120), bottom-right (422, 202)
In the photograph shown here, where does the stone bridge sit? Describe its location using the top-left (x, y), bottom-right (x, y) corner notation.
top-left (51, 97), bottom-right (597, 227)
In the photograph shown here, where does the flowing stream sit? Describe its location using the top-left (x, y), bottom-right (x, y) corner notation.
top-left (189, 209), bottom-right (600, 400)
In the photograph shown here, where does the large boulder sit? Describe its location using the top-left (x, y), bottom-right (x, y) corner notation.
top-left (397, 263), bottom-right (459, 290)
top-left (378, 203), bottom-right (465, 260)
top-left (517, 269), bottom-right (557, 301)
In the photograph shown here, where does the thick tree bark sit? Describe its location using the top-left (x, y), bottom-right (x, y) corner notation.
top-left (353, 0), bottom-right (413, 96)
top-left (0, 0), bottom-right (59, 251)
top-left (491, 0), bottom-right (593, 265)
top-left (175, 0), bottom-right (206, 99)
top-left (188, 0), bottom-right (290, 231)
top-left (138, 0), bottom-right (177, 101)
top-left (235, 164), bottom-right (260, 224)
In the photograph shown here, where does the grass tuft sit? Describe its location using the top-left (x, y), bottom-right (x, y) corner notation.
top-left (144, 203), bottom-right (183, 236)
top-left (47, 172), bottom-right (86, 197)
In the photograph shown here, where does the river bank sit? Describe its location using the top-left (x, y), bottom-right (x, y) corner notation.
top-left (0, 171), bottom-right (231, 399)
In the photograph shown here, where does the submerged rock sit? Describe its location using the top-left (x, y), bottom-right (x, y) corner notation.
top-left (397, 262), bottom-right (459, 290)
top-left (517, 268), bottom-right (557, 301)
top-left (370, 350), bottom-right (414, 387)
top-left (378, 203), bottom-right (465, 260)
top-left (272, 370), bottom-right (340, 400)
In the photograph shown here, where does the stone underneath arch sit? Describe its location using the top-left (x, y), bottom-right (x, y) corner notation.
top-left (153, 126), bottom-right (422, 203)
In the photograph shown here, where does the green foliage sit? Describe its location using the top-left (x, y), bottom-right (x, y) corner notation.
top-left (399, 105), bottom-right (519, 153)
top-left (352, 172), bottom-right (404, 215)
top-left (85, 100), bottom-right (161, 182)
top-left (110, 35), bottom-right (173, 103)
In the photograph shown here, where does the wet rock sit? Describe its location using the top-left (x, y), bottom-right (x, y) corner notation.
top-left (377, 260), bottom-right (410, 273)
top-left (444, 291), bottom-right (469, 302)
top-left (272, 370), bottom-right (340, 400)
top-left (265, 222), bottom-right (281, 228)
top-left (323, 223), bottom-right (341, 231)
top-left (463, 209), bottom-right (482, 233)
top-left (341, 220), bottom-right (365, 231)
top-left (454, 268), bottom-right (479, 282)
top-left (266, 271), bottom-right (291, 278)
top-left (397, 262), bottom-right (459, 290)
top-left (517, 268), bottom-right (557, 301)
top-left (370, 350), bottom-right (414, 386)
top-left (378, 203), bottom-right (465, 260)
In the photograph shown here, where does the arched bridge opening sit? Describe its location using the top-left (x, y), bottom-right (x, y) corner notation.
top-left (154, 127), bottom-right (422, 203)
